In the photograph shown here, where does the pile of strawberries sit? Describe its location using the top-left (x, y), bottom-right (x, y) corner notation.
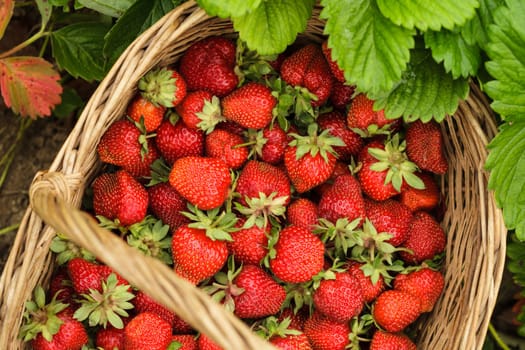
top-left (22, 35), bottom-right (450, 350)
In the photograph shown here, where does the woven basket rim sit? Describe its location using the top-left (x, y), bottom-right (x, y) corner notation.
top-left (0, 2), bottom-right (507, 349)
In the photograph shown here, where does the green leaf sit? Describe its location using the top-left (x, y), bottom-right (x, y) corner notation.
top-left (233, 0), bottom-right (315, 55)
top-left (78, 0), bottom-right (137, 17)
top-left (484, 0), bottom-right (525, 120)
top-left (372, 48), bottom-right (469, 122)
top-left (196, 0), bottom-right (262, 18)
top-left (103, 0), bottom-right (179, 69)
top-left (376, 0), bottom-right (480, 31)
top-left (53, 88), bottom-right (84, 119)
top-left (424, 29), bottom-right (481, 79)
top-left (51, 22), bottom-right (112, 82)
top-left (321, 0), bottom-right (415, 97)
top-left (461, 0), bottom-right (505, 49)
top-left (486, 121), bottom-right (525, 240)
top-left (35, 0), bottom-right (53, 29)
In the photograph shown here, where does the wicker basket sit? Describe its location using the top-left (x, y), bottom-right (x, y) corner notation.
top-left (0, 1), bottom-right (507, 349)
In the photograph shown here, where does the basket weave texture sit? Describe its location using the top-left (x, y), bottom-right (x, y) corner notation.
top-left (0, 2), bottom-right (507, 349)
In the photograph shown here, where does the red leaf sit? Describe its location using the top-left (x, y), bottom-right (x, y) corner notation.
top-left (0, 0), bottom-right (14, 39)
top-left (0, 56), bottom-right (62, 118)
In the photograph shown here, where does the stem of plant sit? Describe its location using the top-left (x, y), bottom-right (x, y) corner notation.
top-left (0, 223), bottom-right (20, 236)
top-left (0, 30), bottom-right (50, 59)
top-left (488, 323), bottom-right (511, 350)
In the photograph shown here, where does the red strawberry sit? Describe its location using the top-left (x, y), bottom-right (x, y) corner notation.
top-left (97, 119), bottom-right (159, 178)
top-left (318, 110), bottom-right (364, 160)
top-left (134, 290), bottom-right (177, 326)
top-left (280, 44), bottom-right (333, 107)
top-left (329, 80), bottom-right (354, 110)
top-left (399, 172), bottom-right (440, 212)
top-left (284, 124), bottom-right (344, 193)
top-left (313, 271), bottom-right (364, 322)
top-left (271, 333), bottom-right (312, 350)
top-left (303, 311), bottom-right (350, 350)
top-left (171, 334), bottom-right (198, 350)
top-left (92, 170), bottom-right (148, 226)
top-left (370, 331), bottom-right (417, 350)
top-left (287, 197), bottom-right (318, 230)
top-left (277, 308), bottom-right (309, 331)
top-left (205, 128), bottom-right (248, 169)
top-left (269, 225), bottom-right (325, 284)
top-left (321, 40), bottom-right (345, 82)
top-left (236, 160), bottom-right (291, 206)
top-left (67, 258), bottom-right (129, 295)
top-left (372, 290), bottom-right (421, 333)
top-left (124, 312), bottom-right (173, 350)
top-left (346, 261), bottom-right (385, 303)
top-left (169, 156), bottom-right (231, 210)
top-left (126, 94), bottom-right (166, 132)
top-left (31, 310), bottom-right (88, 350)
top-left (179, 36), bottom-right (238, 97)
top-left (48, 269), bottom-right (75, 305)
top-left (197, 334), bottom-right (223, 350)
top-left (252, 124), bottom-right (288, 165)
top-left (399, 211), bottom-right (446, 264)
top-left (175, 90), bottom-right (225, 131)
top-left (95, 325), bottom-right (126, 350)
top-left (393, 268), bottom-right (445, 313)
top-left (405, 120), bottom-right (448, 174)
top-left (155, 117), bottom-right (204, 165)
top-left (172, 314), bottom-right (194, 334)
top-left (228, 219), bottom-right (269, 265)
top-left (232, 265), bottom-right (286, 319)
top-left (346, 94), bottom-right (398, 136)
top-left (364, 199), bottom-right (413, 247)
top-left (138, 67), bottom-right (187, 108)
top-left (222, 82), bottom-right (276, 129)
top-left (318, 174), bottom-right (366, 225)
top-left (147, 182), bottom-right (190, 230)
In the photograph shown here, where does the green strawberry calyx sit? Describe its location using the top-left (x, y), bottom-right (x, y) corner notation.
top-left (255, 316), bottom-right (302, 340)
top-left (182, 204), bottom-right (238, 241)
top-left (138, 67), bottom-right (177, 108)
top-left (195, 96), bottom-right (226, 134)
top-left (127, 215), bottom-right (172, 265)
top-left (289, 123), bottom-right (345, 162)
top-left (235, 191), bottom-right (288, 229)
top-left (367, 133), bottom-right (425, 191)
top-left (314, 217), bottom-right (362, 260)
top-left (202, 256), bottom-right (244, 313)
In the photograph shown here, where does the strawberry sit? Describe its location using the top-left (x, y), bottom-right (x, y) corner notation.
top-left (318, 174), bottom-right (366, 225)
top-left (124, 312), bottom-right (173, 350)
top-left (269, 225), bottom-right (324, 284)
top-left (169, 156), bottom-right (231, 210)
top-left (147, 182), bottom-right (190, 231)
top-left (31, 310), bottom-right (88, 350)
top-left (346, 94), bottom-right (399, 136)
top-left (405, 120), bottom-right (448, 174)
top-left (232, 264), bottom-right (286, 319)
top-left (138, 67), bottom-right (187, 108)
top-left (277, 308), bottom-right (309, 331)
top-left (303, 311), bottom-right (350, 350)
top-left (318, 110), bottom-right (364, 161)
top-left (393, 267), bottom-right (445, 313)
top-left (280, 44), bottom-right (333, 107)
top-left (346, 261), bottom-right (385, 303)
top-left (313, 271), bottom-right (364, 322)
top-left (271, 333), bottom-right (312, 350)
top-left (357, 136), bottom-right (424, 201)
top-left (95, 325), bottom-right (126, 350)
top-left (126, 93), bottom-right (166, 132)
top-left (321, 40), bottom-right (345, 82)
top-left (205, 128), bottom-right (248, 169)
top-left (171, 334), bottom-right (198, 350)
top-left (97, 119), bottom-right (159, 178)
top-left (370, 330), bottom-right (417, 350)
top-left (250, 124), bottom-right (288, 165)
top-left (155, 117), bottom-right (204, 165)
top-left (197, 334), bottom-right (223, 350)
top-left (175, 90), bottom-right (225, 132)
top-left (172, 314), bottom-right (194, 334)
top-left (227, 218), bottom-right (269, 265)
top-left (372, 290), bottom-right (421, 333)
top-left (284, 124), bottom-right (344, 193)
top-left (66, 258), bottom-right (129, 295)
top-left (286, 197), bottom-right (318, 230)
top-left (329, 80), bottom-right (354, 110)
top-left (399, 211), bottom-right (446, 264)
top-left (134, 290), bottom-right (177, 326)
top-left (179, 36), bottom-right (238, 97)
top-left (48, 269), bottom-right (75, 305)
top-left (222, 82), bottom-right (276, 129)
top-left (92, 170), bottom-right (148, 226)
top-left (364, 199), bottom-right (413, 247)
top-left (399, 172), bottom-right (440, 212)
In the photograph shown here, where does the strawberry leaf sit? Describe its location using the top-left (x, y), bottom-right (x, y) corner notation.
top-left (77, 0), bottom-right (138, 17)
top-left (196, 0), bottom-right (262, 18)
top-left (372, 48), bottom-right (469, 122)
top-left (376, 0), bottom-right (480, 31)
top-left (51, 22), bottom-right (112, 82)
top-left (0, 0), bottom-right (14, 39)
top-left (485, 121), bottom-right (525, 240)
top-left (233, 0), bottom-right (315, 55)
top-left (35, 0), bottom-right (53, 29)
top-left (484, 0), bottom-right (525, 120)
top-left (461, 0), bottom-right (505, 50)
top-left (0, 57), bottom-right (62, 118)
top-left (424, 29), bottom-right (481, 79)
top-left (321, 0), bottom-right (415, 97)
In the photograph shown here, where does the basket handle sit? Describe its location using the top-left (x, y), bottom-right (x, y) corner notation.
top-left (29, 171), bottom-right (276, 350)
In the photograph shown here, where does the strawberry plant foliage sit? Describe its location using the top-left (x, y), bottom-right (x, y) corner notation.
top-left (195, 0), bottom-right (263, 18)
top-left (77, 0), bottom-right (138, 18)
top-left (0, 0), bottom-right (14, 39)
